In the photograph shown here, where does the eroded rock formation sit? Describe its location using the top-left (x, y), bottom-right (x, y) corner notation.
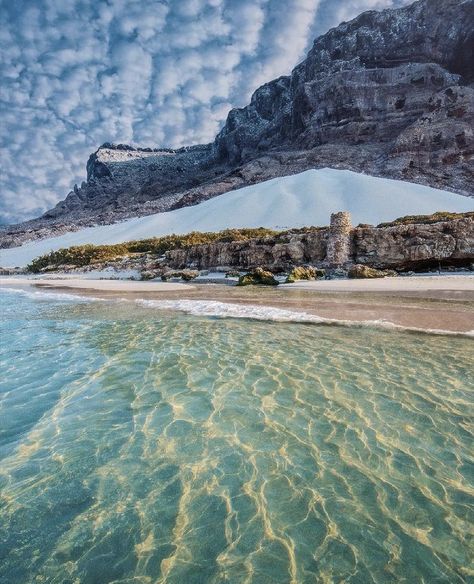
top-left (353, 216), bottom-right (474, 269)
top-left (164, 214), bottom-right (474, 272)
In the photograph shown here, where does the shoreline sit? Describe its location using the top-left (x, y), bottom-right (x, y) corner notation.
top-left (0, 278), bottom-right (195, 292)
top-left (1, 275), bottom-right (474, 334)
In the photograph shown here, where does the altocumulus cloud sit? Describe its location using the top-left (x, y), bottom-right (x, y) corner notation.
top-left (0, 0), bottom-right (410, 224)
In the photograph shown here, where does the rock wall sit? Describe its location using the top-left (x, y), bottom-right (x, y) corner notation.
top-left (354, 217), bottom-right (474, 269)
top-left (165, 216), bottom-right (474, 272)
top-left (43, 144), bottom-right (216, 222)
top-left (167, 230), bottom-right (329, 272)
top-left (213, 0), bottom-right (474, 193)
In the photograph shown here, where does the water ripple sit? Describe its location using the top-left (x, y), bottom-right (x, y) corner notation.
top-left (0, 290), bottom-right (472, 583)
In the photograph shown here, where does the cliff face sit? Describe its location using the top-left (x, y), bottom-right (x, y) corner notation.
top-left (214, 0), bottom-right (474, 189)
top-left (44, 143), bottom-right (215, 221)
top-left (2, 0), bottom-right (473, 248)
top-left (164, 216), bottom-right (474, 272)
top-left (166, 230), bottom-right (329, 273)
top-left (354, 217), bottom-right (474, 268)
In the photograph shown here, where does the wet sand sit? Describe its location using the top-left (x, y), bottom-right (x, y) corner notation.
top-left (2, 275), bottom-right (474, 334)
top-left (0, 278), bottom-right (195, 292)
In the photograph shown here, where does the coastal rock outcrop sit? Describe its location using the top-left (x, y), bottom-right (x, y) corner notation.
top-left (166, 229), bottom-right (328, 273)
top-left (353, 217), bottom-right (474, 269)
top-left (1, 0), bottom-right (473, 249)
top-left (18, 212), bottom-right (474, 276)
top-left (164, 214), bottom-right (474, 273)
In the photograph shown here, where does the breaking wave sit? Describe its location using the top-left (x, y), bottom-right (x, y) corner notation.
top-left (136, 298), bottom-right (474, 338)
top-left (1, 286), bottom-right (473, 338)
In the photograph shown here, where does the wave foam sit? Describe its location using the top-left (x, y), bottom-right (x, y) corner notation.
top-left (0, 286), bottom-right (102, 303)
top-left (2, 288), bottom-right (472, 338)
top-left (136, 299), bottom-right (327, 323)
top-left (136, 299), bottom-right (474, 338)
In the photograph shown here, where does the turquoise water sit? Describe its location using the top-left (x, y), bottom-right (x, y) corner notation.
top-left (0, 288), bottom-right (473, 584)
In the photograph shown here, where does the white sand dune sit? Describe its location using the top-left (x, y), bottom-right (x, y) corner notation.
top-left (1, 168), bottom-right (472, 267)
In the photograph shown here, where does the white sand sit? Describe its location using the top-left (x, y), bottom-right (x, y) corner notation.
top-left (281, 275), bottom-right (474, 292)
top-left (0, 278), bottom-right (194, 292)
top-left (1, 168), bottom-right (472, 267)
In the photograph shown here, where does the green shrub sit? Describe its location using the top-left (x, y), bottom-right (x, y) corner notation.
top-left (27, 227), bottom-right (280, 273)
top-left (27, 244), bottom-right (130, 273)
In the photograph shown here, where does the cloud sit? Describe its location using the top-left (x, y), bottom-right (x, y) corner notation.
top-left (0, 0), bottom-right (411, 225)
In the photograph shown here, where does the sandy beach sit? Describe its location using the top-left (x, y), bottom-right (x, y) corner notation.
top-left (151, 276), bottom-right (474, 333)
top-left (0, 278), bottom-right (195, 292)
top-left (1, 274), bottom-right (474, 334)
top-left (279, 274), bottom-right (474, 292)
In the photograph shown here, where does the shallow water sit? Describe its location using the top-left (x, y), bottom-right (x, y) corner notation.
top-left (0, 288), bottom-right (473, 583)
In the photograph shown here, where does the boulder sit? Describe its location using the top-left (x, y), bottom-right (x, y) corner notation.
top-left (286, 266), bottom-right (325, 283)
top-left (140, 270), bottom-right (161, 281)
top-left (237, 267), bottom-right (279, 286)
top-left (161, 269), bottom-right (199, 281)
top-left (348, 265), bottom-right (397, 279)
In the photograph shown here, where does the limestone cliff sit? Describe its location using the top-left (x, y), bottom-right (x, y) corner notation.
top-left (164, 214), bottom-right (474, 272)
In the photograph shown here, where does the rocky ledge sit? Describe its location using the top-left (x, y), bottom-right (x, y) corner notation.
top-left (2, 0), bottom-right (473, 249)
top-left (26, 212), bottom-right (474, 278)
top-left (164, 212), bottom-right (474, 273)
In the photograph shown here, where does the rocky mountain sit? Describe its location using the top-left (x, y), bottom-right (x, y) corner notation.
top-left (2, 0), bottom-right (473, 248)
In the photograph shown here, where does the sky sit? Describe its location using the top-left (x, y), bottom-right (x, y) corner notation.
top-left (0, 0), bottom-right (410, 225)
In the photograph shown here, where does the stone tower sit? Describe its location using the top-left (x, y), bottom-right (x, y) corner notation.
top-left (326, 211), bottom-right (352, 267)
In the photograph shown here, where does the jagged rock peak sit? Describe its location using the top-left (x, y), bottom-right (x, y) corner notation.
top-left (97, 142), bottom-right (211, 154)
top-left (304, 0), bottom-right (474, 80)
top-left (214, 0), bottom-right (474, 163)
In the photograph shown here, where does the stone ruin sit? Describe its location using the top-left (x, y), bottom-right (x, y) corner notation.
top-left (325, 211), bottom-right (352, 267)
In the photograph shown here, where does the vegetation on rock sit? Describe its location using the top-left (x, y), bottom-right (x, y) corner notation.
top-left (285, 266), bottom-right (325, 283)
top-left (26, 228), bottom-right (280, 273)
top-left (237, 268), bottom-right (279, 286)
top-left (377, 211), bottom-right (474, 228)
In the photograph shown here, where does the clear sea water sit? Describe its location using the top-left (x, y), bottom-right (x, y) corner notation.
top-left (0, 288), bottom-right (473, 584)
